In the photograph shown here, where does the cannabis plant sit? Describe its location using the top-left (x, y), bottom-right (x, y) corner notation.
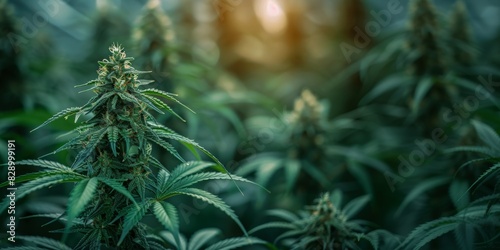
top-left (448, 0), bottom-right (477, 69)
top-left (237, 89), bottom-right (394, 205)
top-left (236, 89), bottom-right (332, 204)
top-left (0, 44), bottom-right (257, 249)
top-left (396, 120), bottom-right (500, 249)
top-left (359, 0), bottom-right (477, 127)
top-left (250, 190), bottom-right (398, 249)
top-left (151, 227), bottom-right (266, 249)
top-left (132, 0), bottom-right (177, 84)
top-left (406, 0), bottom-right (447, 76)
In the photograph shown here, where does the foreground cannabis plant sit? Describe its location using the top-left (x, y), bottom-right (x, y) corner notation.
top-left (0, 44), bottom-right (259, 249)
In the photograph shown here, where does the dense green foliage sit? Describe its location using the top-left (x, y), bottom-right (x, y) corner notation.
top-left (1, 0), bottom-right (500, 249)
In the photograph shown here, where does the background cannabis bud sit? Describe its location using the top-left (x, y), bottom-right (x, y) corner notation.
top-left (406, 0), bottom-right (448, 76)
top-left (289, 89), bottom-right (322, 124)
top-left (449, 0), bottom-right (477, 67)
top-left (250, 190), bottom-right (380, 249)
top-left (132, 0), bottom-right (178, 79)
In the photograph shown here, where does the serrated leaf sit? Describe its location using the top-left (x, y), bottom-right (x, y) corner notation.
top-left (205, 237), bottom-right (266, 250)
top-left (148, 136), bottom-right (185, 163)
top-left (157, 169), bottom-right (170, 194)
top-left (248, 221), bottom-right (297, 234)
top-left (141, 88), bottom-right (195, 114)
top-left (395, 177), bottom-right (450, 216)
top-left (360, 74), bottom-right (413, 104)
top-left (163, 172), bottom-right (265, 195)
top-left (75, 79), bottom-right (100, 88)
top-left (153, 130), bottom-right (224, 168)
top-left (463, 163), bottom-right (500, 198)
top-left (31, 107), bottom-right (81, 132)
top-left (449, 179), bottom-right (470, 211)
top-left (16, 236), bottom-right (72, 250)
top-left (153, 201), bottom-right (180, 248)
top-left (0, 171), bottom-right (61, 188)
top-left (284, 160), bottom-right (300, 192)
top-left (472, 120), bottom-right (500, 152)
top-left (167, 161), bottom-right (215, 185)
top-left (411, 77), bottom-right (433, 117)
top-left (135, 93), bottom-right (166, 114)
top-left (396, 217), bottom-right (459, 250)
top-left (83, 92), bottom-right (115, 115)
top-left (172, 188), bottom-right (247, 236)
top-left (343, 194), bottom-right (370, 219)
top-left (63, 178), bottom-right (98, 241)
top-left (72, 127), bottom-right (108, 168)
top-left (118, 201), bottom-right (151, 245)
top-left (142, 94), bottom-right (184, 121)
top-left (96, 178), bottom-right (138, 206)
top-left (188, 228), bottom-right (221, 250)
top-left (7, 160), bottom-right (74, 172)
top-left (0, 174), bottom-right (84, 214)
top-left (107, 126), bottom-right (119, 156)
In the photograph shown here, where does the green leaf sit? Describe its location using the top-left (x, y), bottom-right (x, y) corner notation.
top-left (74, 79), bottom-right (100, 88)
top-left (82, 92), bottom-right (115, 115)
top-left (327, 146), bottom-right (395, 175)
top-left (156, 169), bottom-right (170, 194)
top-left (188, 228), bottom-right (221, 250)
top-left (117, 92), bottom-right (148, 111)
top-left (343, 194), bottom-right (370, 219)
top-left (172, 188), bottom-right (247, 236)
top-left (167, 161), bottom-right (216, 185)
top-left (411, 77), bottom-right (433, 117)
top-left (255, 159), bottom-right (283, 189)
top-left (205, 237), bottom-right (266, 250)
top-left (72, 127), bottom-right (108, 168)
top-left (0, 174), bottom-right (84, 214)
top-left (96, 178), bottom-right (138, 206)
top-left (118, 201), bottom-right (151, 245)
top-left (363, 229), bottom-right (401, 250)
top-left (153, 129), bottom-right (225, 169)
top-left (31, 107), bottom-right (81, 132)
top-left (153, 201), bottom-right (180, 248)
top-left (107, 126), bottom-right (120, 157)
top-left (16, 236), bottom-right (73, 250)
top-left (445, 146), bottom-right (497, 157)
top-left (140, 88), bottom-right (195, 114)
top-left (142, 94), bottom-right (184, 121)
top-left (63, 178), bottom-right (98, 241)
top-left (463, 163), bottom-right (500, 198)
top-left (0, 171), bottom-right (57, 188)
top-left (248, 221), bottom-right (297, 234)
top-left (134, 92), bottom-right (166, 114)
top-left (472, 120), bottom-right (500, 152)
top-left (397, 217), bottom-right (459, 250)
top-left (11, 160), bottom-right (74, 172)
top-left (360, 74), bottom-right (413, 104)
top-left (449, 179), bottom-right (470, 211)
top-left (164, 172), bottom-right (264, 195)
top-left (284, 159), bottom-right (300, 192)
top-left (0, 247), bottom-right (46, 250)
top-left (266, 209), bottom-right (300, 222)
top-left (395, 177), bottom-right (450, 216)
top-left (148, 136), bottom-right (185, 163)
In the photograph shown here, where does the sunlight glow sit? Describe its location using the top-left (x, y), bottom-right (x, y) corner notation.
top-left (255, 0), bottom-right (287, 34)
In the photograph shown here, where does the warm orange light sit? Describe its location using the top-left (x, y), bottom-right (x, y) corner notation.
top-left (255, 0), bottom-right (287, 34)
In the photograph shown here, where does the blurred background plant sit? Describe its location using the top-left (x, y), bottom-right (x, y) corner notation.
top-left (1, 0), bottom-right (500, 249)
